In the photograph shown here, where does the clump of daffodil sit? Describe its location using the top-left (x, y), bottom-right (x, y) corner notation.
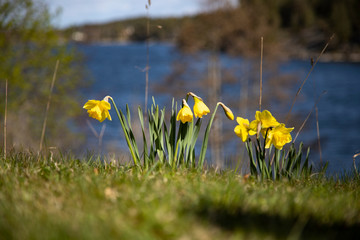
top-left (174, 92), bottom-right (234, 169)
top-left (83, 96), bottom-right (112, 122)
top-left (232, 109), bottom-right (312, 180)
top-left (235, 109), bottom-right (292, 150)
top-left (176, 99), bottom-right (193, 123)
top-left (188, 92), bottom-right (210, 118)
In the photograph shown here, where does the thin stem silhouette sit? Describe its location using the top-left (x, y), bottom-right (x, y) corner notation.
top-left (40, 60), bottom-right (59, 153)
top-left (285, 34), bottom-right (334, 123)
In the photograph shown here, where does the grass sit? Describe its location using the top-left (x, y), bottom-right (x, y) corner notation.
top-left (0, 151), bottom-right (360, 239)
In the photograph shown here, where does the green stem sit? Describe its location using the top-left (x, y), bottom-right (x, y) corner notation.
top-left (274, 148), bottom-right (281, 180)
top-left (173, 140), bottom-right (180, 170)
top-left (263, 128), bottom-right (269, 159)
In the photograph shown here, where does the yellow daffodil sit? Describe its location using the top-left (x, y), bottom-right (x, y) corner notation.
top-left (265, 123), bottom-right (294, 150)
top-left (193, 96), bottom-right (210, 118)
top-left (249, 110), bottom-right (280, 135)
top-left (83, 97), bottom-right (112, 122)
top-left (219, 102), bottom-right (234, 120)
top-left (177, 99), bottom-right (193, 123)
top-left (234, 117), bottom-right (250, 142)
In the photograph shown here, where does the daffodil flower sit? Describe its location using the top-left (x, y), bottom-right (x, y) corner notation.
top-left (249, 110), bottom-right (280, 136)
top-left (234, 117), bottom-right (250, 142)
top-left (192, 96), bottom-right (210, 118)
top-left (83, 97), bottom-right (112, 122)
top-left (219, 102), bottom-right (234, 120)
top-left (176, 99), bottom-right (193, 123)
top-left (265, 123), bottom-right (294, 150)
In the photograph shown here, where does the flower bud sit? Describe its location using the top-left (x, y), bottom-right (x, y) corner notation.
top-left (219, 102), bottom-right (234, 120)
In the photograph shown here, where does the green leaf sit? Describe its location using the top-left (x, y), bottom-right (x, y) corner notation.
top-left (187, 118), bottom-right (202, 167)
top-left (138, 106), bottom-right (149, 168)
top-left (124, 106), bottom-right (140, 161)
top-left (246, 140), bottom-right (257, 176)
top-left (199, 103), bottom-right (219, 169)
top-left (109, 98), bottom-right (140, 167)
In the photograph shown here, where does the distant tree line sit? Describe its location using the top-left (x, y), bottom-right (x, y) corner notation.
top-left (256, 0), bottom-right (360, 43)
top-left (63, 0), bottom-right (359, 56)
top-left (63, 17), bottom-right (188, 43)
top-left (177, 0), bottom-right (360, 55)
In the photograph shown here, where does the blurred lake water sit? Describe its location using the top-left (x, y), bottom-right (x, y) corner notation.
top-left (77, 42), bottom-right (360, 174)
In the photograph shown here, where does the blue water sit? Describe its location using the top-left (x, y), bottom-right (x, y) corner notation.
top-left (77, 42), bottom-right (360, 173)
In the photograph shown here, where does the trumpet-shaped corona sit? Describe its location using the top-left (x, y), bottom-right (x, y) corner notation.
top-left (265, 123), bottom-right (294, 150)
top-left (177, 100), bottom-right (193, 123)
top-left (193, 96), bottom-right (210, 118)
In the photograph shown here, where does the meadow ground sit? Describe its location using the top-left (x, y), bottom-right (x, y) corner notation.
top-left (0, 152), bottom-right (360, 240)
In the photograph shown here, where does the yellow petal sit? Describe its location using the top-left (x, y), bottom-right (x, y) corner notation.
top-left (83, 100), bottom-right (99, 109)
top-left (236, 117), bottom-right (242, 125)
top-left (248, 119), bottom-right (259, 136)
top-left (88, 109), bottom-right (102, 122)
top-left (100, 100), bottom-right (111, 110)
top-left (259, 110), bottom-right (279, 128)
top-left (106, 111), bottom-right (112, 121)
top-left (234, 117), bottom-right (250, 142)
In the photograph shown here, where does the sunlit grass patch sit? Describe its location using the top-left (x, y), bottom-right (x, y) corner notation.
top-left (0, 152), bottom-right (360, 239)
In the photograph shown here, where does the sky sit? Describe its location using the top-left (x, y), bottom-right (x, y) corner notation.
top-left (43, 0), bottom-right (206, 28)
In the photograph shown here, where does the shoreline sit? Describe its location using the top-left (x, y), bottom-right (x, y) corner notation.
top-left (72, 39), bottom-right (360, 63)
top-left (286, 50), bottom-right (360, 63)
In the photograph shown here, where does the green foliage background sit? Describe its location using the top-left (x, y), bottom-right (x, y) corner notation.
top-left (0, 0), bottom-right (86, 150)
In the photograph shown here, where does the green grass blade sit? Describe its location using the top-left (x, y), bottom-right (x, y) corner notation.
top-left (301, 146), bottom-right (311, 177)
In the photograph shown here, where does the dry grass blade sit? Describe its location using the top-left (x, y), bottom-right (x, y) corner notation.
top-left (354, 153), bottom-right (360, 173)
top-left (144, 2), bottom-right (150, 120)
top-left (293, 91), bottom-right (326, 143)
top-left (86, 119), bottom-right (99, 138)
top-left (315, 107), bottom-right (322, 165)
top-left (99, 123), bottom-right (106, 149)
top-left (4, 79), bottom-right (8, 159)
top-left (285, 34), bottom-right (335, 123)
top-left (39, 60), bottom-right (59, 153)
top-left (259, 36), bottom-right (263, 111)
